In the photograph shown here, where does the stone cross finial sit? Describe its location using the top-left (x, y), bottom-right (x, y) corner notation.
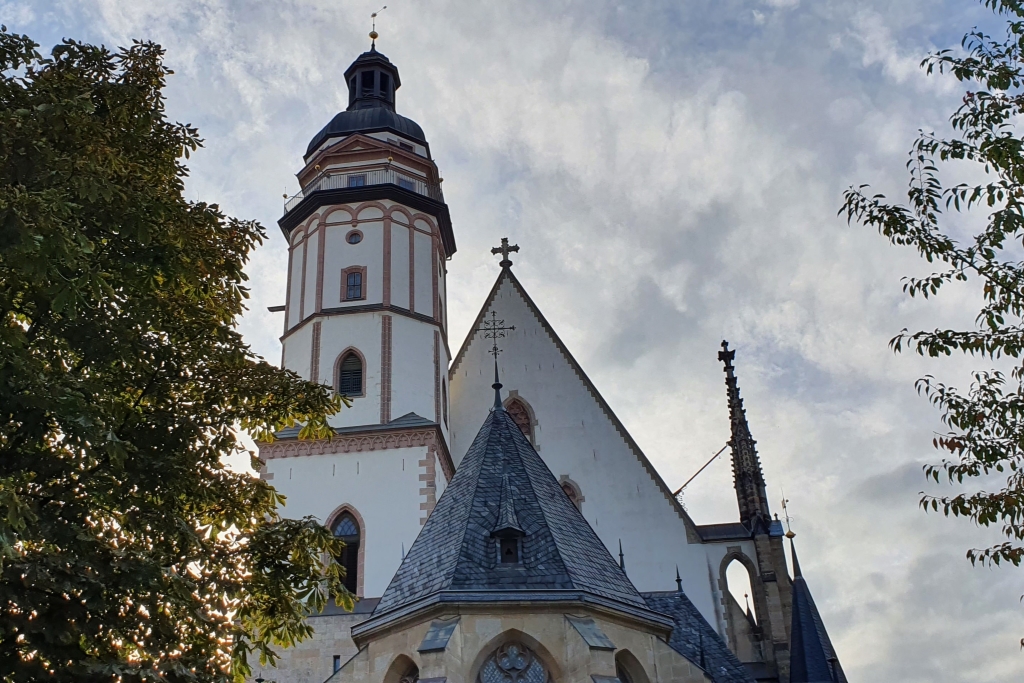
top-left (491, 237), bottom-right (520, 268)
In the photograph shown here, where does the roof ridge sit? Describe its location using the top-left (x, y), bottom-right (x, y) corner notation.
top-left (449, 268), bottom-right (509, 377)
top-left (446, 411), bottom-right (505, 592)
top-left (500, 409), bottom-right (637, 599)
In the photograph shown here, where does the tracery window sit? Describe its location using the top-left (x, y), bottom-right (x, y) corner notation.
top-left (331, 512), bottom-right (360, 594)
top-left (506, 399), bottom-right (532, 439)
top-left (478, 643), bottom-right (549, 683)
top-left (337, 352), bottom-right (363, 397)
top-left (398, 663), bottom-right (418, 683)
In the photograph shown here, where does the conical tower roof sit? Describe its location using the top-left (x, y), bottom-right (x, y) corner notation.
top-left (372, 400), bottom-right (646, 616)
top-left (789, 540), bottom-right (846, 683)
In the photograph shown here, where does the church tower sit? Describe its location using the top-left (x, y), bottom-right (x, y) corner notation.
top-left (259, 43), bottom-right (456, 606)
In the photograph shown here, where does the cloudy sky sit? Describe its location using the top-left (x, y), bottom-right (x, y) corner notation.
top-left (9, 0), bottom-right (1024, 680)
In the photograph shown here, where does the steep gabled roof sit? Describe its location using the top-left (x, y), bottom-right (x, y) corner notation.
top-left (449, 266), bottom-right (704, 541)
top-left (372, 400), bottom-right (647, 616)
top-left (789, 543), bottom-right (846, 683)
top-left (642, 591), bottom-right (754, 683)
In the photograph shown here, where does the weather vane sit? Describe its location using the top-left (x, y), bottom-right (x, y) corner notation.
top-left (781, 489), bottom-right (795, 539)
top-left (370, 6), bottom-right (386, 45)
top-left (477, 310), bottom-right (515, 361)
top-left (491, 237), bottom-right (520, 268)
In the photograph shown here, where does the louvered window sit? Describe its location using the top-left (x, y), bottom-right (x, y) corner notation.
top-left (337, 353), bottom-right (363, 396)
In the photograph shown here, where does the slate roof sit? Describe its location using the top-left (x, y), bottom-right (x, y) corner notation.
top-left (305, 106), bottom-right (427, 159)
top-left (372, 402), bottom-right (647, 616)
top-left (789, 544), bottom-right (846, 683)
top-left (642, 591), bottom-right (754, 683)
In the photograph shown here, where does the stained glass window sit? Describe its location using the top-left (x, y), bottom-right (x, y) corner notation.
top-left (479, 643), bottom-right (548, 683)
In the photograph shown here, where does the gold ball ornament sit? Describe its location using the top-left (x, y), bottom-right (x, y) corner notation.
top-left (369, 30), bottom-right (379, 40)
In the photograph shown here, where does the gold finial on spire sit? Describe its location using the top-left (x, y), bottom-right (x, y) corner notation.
top-left (370, 6), bottom-right (387, 45)
top-left (781, 490), bottom-right (795, 538)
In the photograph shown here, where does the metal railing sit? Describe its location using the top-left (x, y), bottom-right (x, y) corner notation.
top-left (283, 168), bottom-right (443, 213)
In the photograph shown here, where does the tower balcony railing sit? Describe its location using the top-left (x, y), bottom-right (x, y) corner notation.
top-left (283, 168), bottom-right (444, 213)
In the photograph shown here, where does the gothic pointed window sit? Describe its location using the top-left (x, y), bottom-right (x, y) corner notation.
top-left (478, 642), bottom-right (549, 683)
top-left (331, 512), bottom-right (361, 594)
top-left (506, 399), bottom-right (532, 440)
top-left (337, 352), bottom-right (363, 396)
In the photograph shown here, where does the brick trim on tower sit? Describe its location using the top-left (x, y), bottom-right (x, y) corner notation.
top-left (408, 225), bottom-right (416, 312)
top-left (310, 321), bottom-right (322, 383)
top-left (433, 331), bottom-right (441, 424)
top-left (380, 315), bottom-right (393, 423)
top-left (298, 232), bottom-right (308, 320)
top-left (382, 216), bottom-right (392, 307)
top-left (432, 237), bottom-right (440, 322)
top-left (315, 219), bottom-right (326, 312)
top-left (419, 443), bottom-right (438, 525)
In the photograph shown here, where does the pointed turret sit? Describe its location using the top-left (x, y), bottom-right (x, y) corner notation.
top-left (789, 539), bottom-right (846, 683)
top-left (370, 390), bottom-right (646, 616)
top-left (718, 341), bottom-right (772, 534)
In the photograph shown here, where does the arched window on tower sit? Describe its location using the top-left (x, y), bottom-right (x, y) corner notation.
top-left (332, 512), bottom-right (361, 594)
top-left (337, 352), bottom-right (364, 397)
top-left (506, 398), bottom-right (532, 441)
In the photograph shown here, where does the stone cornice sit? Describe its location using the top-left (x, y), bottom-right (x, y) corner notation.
top-left (259, 426), bottom-right (454, 480)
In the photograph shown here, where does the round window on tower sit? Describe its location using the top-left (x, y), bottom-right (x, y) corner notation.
top-left (346, 230), bottom-right (363, 245)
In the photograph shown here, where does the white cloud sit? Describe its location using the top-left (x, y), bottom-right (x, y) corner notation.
top-left (12, 0), bottom-right (1024, 680)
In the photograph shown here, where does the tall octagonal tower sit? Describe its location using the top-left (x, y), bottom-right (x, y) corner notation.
top-left (260, 44), bottom-right (456, 602)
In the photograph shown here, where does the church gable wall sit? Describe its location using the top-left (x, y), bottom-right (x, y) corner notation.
top-left (448, 276), bottom-right (718, 625)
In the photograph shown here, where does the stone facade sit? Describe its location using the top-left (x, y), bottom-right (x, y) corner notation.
top-left (334, 606), bottom-right (711, 683)
top-left (255, 611), bottom-right (367, 683)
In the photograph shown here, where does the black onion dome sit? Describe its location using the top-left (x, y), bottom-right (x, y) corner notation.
top-left (305, 46), bottom-right (427, 159)
top-left (305, 108), bottom-right (426, 158)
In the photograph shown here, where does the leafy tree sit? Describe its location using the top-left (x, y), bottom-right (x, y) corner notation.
top-left (842, 0), bottom-right (1024, 604)
top-left (0, 29), bottom-right (351, 681)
